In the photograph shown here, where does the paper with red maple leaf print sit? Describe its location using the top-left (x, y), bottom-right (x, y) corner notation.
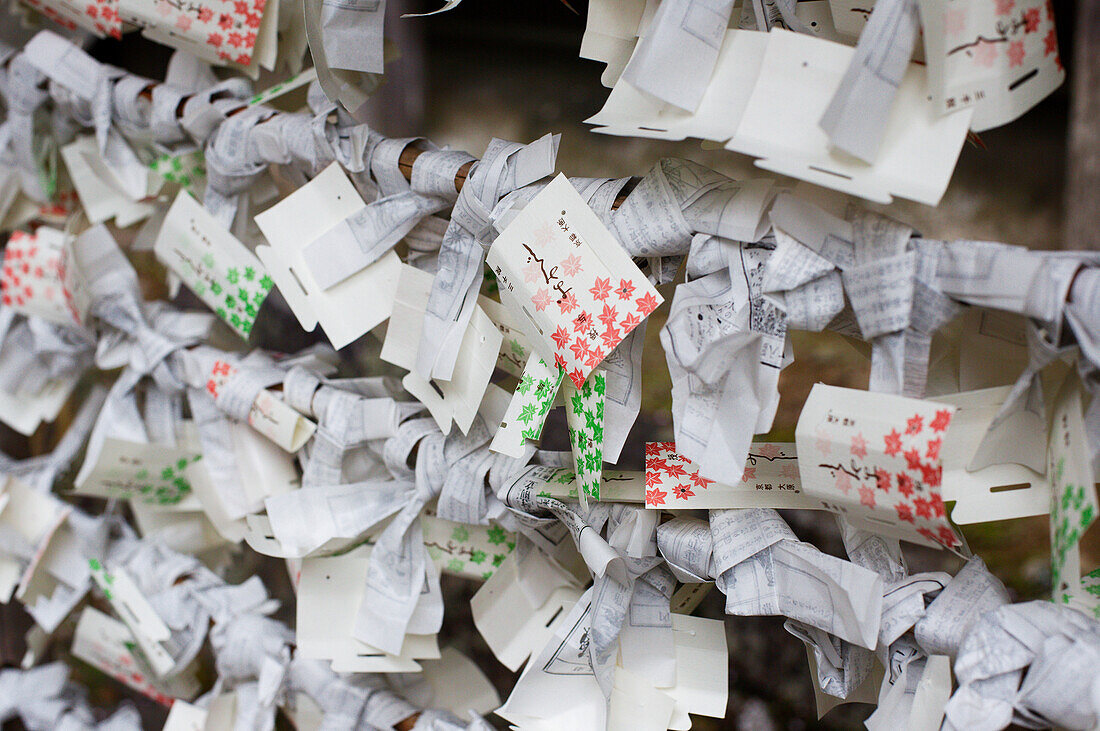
top-left (644, 441), bottom-right (814, 509)
top-left (119, 0), bottom-right (269, 67)
top-left (795, 384), bottom-right (964, 551)
top-left (21, 0), bottom-right (122, 40)
top-left (1, 228), bottom-right (89, 328)
top-left (919, 0), bottom-right (1064, 131)
top-left (487, 174), bottom-right (662, 390)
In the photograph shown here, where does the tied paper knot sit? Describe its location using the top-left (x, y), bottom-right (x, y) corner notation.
top-left (288, 657), bottom-right (419, 731)
top-left (416, 133), bottom-right (560, 382)
top-left (0, 663), bottom-right (79, 729)
top-left (0, 55), bottom-right (52, 203)
top-left (282, 367), bottom-right (401, 487)
top-left (944, 600), bottom-right (1100, 731)
top-left (203, 106), bottom-right (276, 229)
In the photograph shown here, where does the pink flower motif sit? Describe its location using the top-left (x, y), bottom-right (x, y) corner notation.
top-left (175, 14), bottom-right (193, 30)
top-left (875, 468), bottom-right (890, 492)
top-left (560, 253), bottom-right (583, 277)
top-left (937, 526), bottom-right (959, 546)
top-left (598, 302), bottom-right (618, 329)
top-left (85, 4), bottom-right (98, 17)
top-left (551, 326), bottom-right (569, 350)
top-left (1024, 7), bottom-right (1040, 32)
top-left (219, 13), bottom-right (233, 28)
top-left (897, 473), bottom-right (914, 498)
top-left (589, 277), bottom-right (611, 301)
top-left (904, 448), bottom-right (923, 470)
top-left (926, 438), bottom-right (941, 461)
top-left (930, 409), bottom-right (952, 432)
top-left (635, 292), bottom-right (660, 317)
top-left (919, 462), bottom-right (942, 488)
top-left (557, 292), bottom-right (577, 314)
top-left (600, 326), bottom-right (621, 350)
top-left (906, 414), bottom-right (924, 435)
top-left (233, 0), bottom-right (248, 13)
top-left (742, 466), bottom-right (757, 482)
top-left (523, 261), bottom-right (543, 284)
top-left (672, 484), bottom-right (695, 500)
top-left (689, 471), bottom-right (713, 489)
top-left (756, 443), bottom-right (782, 459)
top-left (929, 494), bottom-right (946, 518)
top-left (850, 433), bottom-right (868, 459)
top-left (532, 288), bottom-right (553, 312)
top-left (778, 463), bottom-right (800, 481)
top-left (974, 39), bottom-right (999, 67)
top-left (244, 11), bottom-right (261, 27)
top-left (620, 312), bottom-right (642, 332)
top-left (944, 7), bottom-right (966, 35)
top-left (568, 368), bottom-right (585, 389)
top-left (1007, 40), bottom-right (1026, 67)
top-left (858, 485), bottom-right (876, 508)
top-left (994, 0), bottom-right (1013, 14)
top-left (896, 503), bottom-right (915, 523)
top-left (913, 497), bottom-right (933, 520)
top-left (227, 31), bottom-right (245, 47)
top-left (569, 337), bottom-right (587, 362)
top-left (815, 427), bottom-right (832, 456)
top-left (197, 6), bottom-right (213, 21)
top-left (615, 279), bottom-right (635, 300)
top-left (834, 471), bottom-right (852, 494)
top-left (884, 429), bottom-right (902, 456)
top-left (155, 0), bottom-right (172, 14)
top-left (1044, 28), bottom-right (1058, 56)
top-left (583, 347), bottom-right (604, 369)
top-left (207, 32), bottom-right (224, 46)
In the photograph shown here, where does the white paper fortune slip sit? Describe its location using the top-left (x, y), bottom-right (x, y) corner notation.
top-left (74, 438), bottom-right (207, 507)
top-left (255, 162), bottom-right (402, 350)
top-left (155, 191), bottom-right (273, 339)
top-left (644, 441), bottom-right (814, 510)
top-left (486, 174), bottom-right (661, 389)
top-left (919, 0), bottom-right (1064, 132)
top-left (795, 384), bottom-right (964, 551)
top-left (1, 227), bottom-right (89, 327)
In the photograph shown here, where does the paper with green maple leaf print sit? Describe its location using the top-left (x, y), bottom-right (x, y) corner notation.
top-left (489, 354), bottom-right (564, 458)
top-left (564, 369), bottom-right (605, 503)
top-left (1048, 375), bottom-right (1099, 616)
top-left (154, 191), bottom-right (273, 339)
top-left (150, 150), bottom-right (206, 194)
top-left (73, 437), bottom-right (205, 506)
top-left (421, 513), bottom-right (515, 582)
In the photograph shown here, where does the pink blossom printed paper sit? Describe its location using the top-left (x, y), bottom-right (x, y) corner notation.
top-left (644, 441), bottom-right (813, 510)
top-left (795, 384), bottom-right (964, 550)
top-left (487, 174), bottom-right (661, 389)
top-left (920, 0), bottom-right (1064, 131)
top-left (120, 0), bottom-right (267, 67)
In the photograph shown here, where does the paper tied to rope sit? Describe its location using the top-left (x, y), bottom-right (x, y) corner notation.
top-left (280, 366), bottom-right (401, 487)
top-left (416, 133), bottom-right (560, 383)
top-left (659, 242), bottom-right (787, 484)
top-left (0, 53), bottom-right (53, 203)
top-left (202, 105), bottom-right (276, 230)
top-left (24, 32), bottom-right (151, 203)
top-left (299, 140), bottom-right (458, 292)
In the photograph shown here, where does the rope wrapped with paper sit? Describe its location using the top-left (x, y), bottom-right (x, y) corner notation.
top-left (0, 7), bottom-right (1096, 728)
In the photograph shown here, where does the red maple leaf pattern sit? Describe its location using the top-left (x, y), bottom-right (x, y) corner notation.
top-left (635, 292), bottom-right (660, 317)
top-left (589, 277), bottom-right (611, 301)
top-left (646, 487), bottom-right (667, 506)
top-left (884, 429), bottom-right (902, 456)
